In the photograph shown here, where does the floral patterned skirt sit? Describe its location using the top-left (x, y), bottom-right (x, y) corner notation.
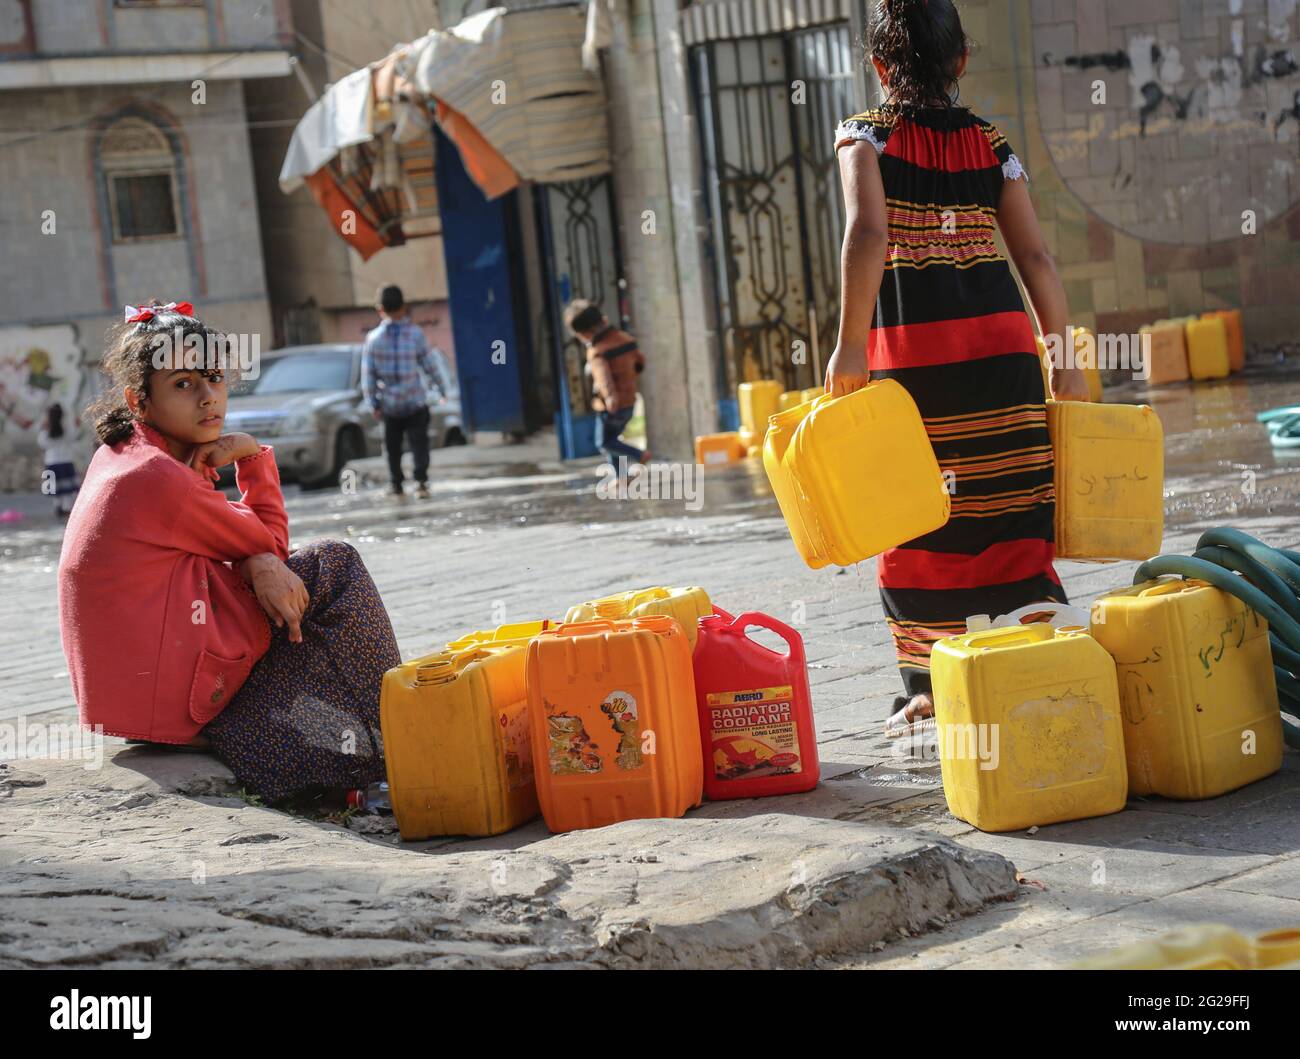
top-left (203, 539), bottom-right (399, 803)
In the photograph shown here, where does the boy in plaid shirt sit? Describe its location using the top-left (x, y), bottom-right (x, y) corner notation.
top-left (362, 285), bottom-right (444, 498)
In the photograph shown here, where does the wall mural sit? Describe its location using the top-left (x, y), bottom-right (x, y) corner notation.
top-left (0, 325), bottom-right (93, 490)
top-left (1032, 0), bottom-right (1300, 244)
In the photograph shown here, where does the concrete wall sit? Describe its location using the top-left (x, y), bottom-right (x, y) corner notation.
top-left (958, 0), bottom-right (1300, 343)
top-left (26, 0), bottom-right (289, 53)
top-left (0, 78), bottom-right (273, 485)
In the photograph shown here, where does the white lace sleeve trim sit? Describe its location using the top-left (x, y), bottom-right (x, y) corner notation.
top-left (835, 121), bottom-right (886, 154)
top-left (1002, 153), bottom-right (1028, 182)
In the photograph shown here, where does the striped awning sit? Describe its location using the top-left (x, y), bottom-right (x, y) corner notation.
top-left (679, 0), bottom-right (852, 45)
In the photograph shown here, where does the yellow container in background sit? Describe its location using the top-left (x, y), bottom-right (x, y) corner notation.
top-left (931, 624), bottom-right (1128, 832)
top-left (1185, 316), bottom-right (1230, 380)
top-left (1047, 400), bottom-right (1164, 561)
top-left (738, 425), bottom-right (757, 455)
top-left (445, 620), bottom-right (554, 653)
top-left (777, 389), bottom-right (805, 414)
top-left (1074, 924), bottom-right (1300, 970)
top-left (762, 381), bottom-right (950, 569)
top-left (801, 387), bottom-right (823, 405)
top-left (695, 431), bottom-right (745, 466)
top-left (1138, 321), bottom-right (1190, 386)
top-left (564, 585), bottom-right (713, 649)
top-left (1090, 579), bottom-right (1282, 799)
top-left (380, 640), bottom-right (540, 839)
top-left (1205, 309), bottom-right (1245, 372)
top-left (738, 380), bottom-right (782, 440)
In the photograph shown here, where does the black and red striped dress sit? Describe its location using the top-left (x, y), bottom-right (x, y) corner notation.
top-left (833, 103), bottom-right (1067, 697)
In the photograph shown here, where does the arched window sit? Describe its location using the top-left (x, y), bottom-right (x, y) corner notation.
top-left (99, 117), bottom-right (181, 242)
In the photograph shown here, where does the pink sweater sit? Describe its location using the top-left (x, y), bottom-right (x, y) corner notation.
top-left (58, 421), bottom-right (290, 743)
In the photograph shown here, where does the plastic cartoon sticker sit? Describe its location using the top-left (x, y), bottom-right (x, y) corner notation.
top-left (600, 690), bottom-right (643, 770)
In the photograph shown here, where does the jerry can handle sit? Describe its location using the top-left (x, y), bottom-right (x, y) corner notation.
top-left (725, 611), bottom-right (806, 667)
top-left (965, 601), bottom-right (1092, 631)
top-left (629, 586), bottom-right (671, 606)
top-left (963, 625), bottom-right (1050, 650)
top-left (415, 645), bottom-right (496, 683)
top-left (1137, 577), bottom-right (1208, 598)
top-left (555, 618), bottom-right (620, 635)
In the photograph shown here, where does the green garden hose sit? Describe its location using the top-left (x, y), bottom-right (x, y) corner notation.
top-left (1134, 527), bottom-right (1300, 749)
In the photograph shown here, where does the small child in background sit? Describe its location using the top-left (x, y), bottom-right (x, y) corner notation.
top-left (37, 404), bottom-right (79, 519)
top-left (563, 299), bottom-right (650, 475)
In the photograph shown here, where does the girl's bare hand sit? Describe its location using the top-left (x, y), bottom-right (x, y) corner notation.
top-left (189, 433), bottom-right (261, 481)
top-left (1049, 367), bottom-right (1091, 402)
top-left (824, 344), bottom-right (872, 397)
top-left (241, 554), bottom-right (309, 643)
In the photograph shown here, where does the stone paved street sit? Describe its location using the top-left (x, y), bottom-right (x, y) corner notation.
top-left (2, 372), bottom-right (1299, 968)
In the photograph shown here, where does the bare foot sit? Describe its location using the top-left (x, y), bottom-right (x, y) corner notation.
top-left (884, 693), bottom-right (935, 738)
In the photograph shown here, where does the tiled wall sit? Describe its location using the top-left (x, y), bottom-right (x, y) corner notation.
top-left (962, 0), bottom-right (1300, 344)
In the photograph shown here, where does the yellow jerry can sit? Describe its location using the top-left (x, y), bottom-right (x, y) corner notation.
top-left (564, 585), bottom-right (713, 649)
top-left (1047, 400), bottom-right (1164, 561)
top-left (1089, 578), bottom-right (1283, 799)
top-left (738, 380), bottom-right (783, 439)
top-left (930, 624), bottom-right (1128, 833)
top-left (762, 381), bottom-right (950, 569)
top-left (695, 432), bottom-right (745, 467)
top-left (738, 425), bottom-right (758, 455)
top-left (1185, 316), bottom-right (1230, 380)
top-left (380, 640), bottom-right (541, 839)
top-left (777, 389), bottom-right (806, 414)
top-left (444, 620), bottom-right (555, 653)
top-left (1138, 321), bottom-right (1190, 386)
top-left (1074, 924), bottom-right (1300, 970)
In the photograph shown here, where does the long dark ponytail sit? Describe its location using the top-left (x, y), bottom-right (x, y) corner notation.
top-left (867, 0), bottom-right (970, 109)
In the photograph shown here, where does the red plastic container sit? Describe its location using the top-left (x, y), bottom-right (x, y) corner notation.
top-left (692, 609), bottom-right (819, 800)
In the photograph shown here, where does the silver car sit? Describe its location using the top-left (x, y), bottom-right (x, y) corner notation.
top-left (223, 344), bottom-right (464, 488)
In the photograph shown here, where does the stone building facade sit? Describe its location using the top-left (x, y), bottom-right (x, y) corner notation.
top-left (0, 0), bottom-right (292, 485)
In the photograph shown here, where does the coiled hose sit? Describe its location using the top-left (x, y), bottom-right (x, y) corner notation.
top-left (1134, 527), bottom-right (1300, 749)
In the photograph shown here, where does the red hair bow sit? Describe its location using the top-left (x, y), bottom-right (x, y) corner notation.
top-left (124, 301), bottom-right (195, 324)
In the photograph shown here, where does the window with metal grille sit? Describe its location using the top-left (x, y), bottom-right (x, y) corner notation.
top-left (109, 172), bottom-right (179, 240)
top-left (99, 117), bottom-right (182, 243)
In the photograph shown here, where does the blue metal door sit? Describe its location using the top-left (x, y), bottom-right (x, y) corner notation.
top-left (434, 126), bottom-right (528, 435)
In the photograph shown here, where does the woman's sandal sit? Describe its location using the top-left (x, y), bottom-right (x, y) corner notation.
top-left (123, 736), bottom-right (212, 752)
top-left (884, 694), bottom-right (936, 739)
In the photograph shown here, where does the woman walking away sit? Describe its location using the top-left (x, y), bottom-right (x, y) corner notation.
top-left (59, 300), bottom-right (400, 803)
top-left (826, 0), bottom-right (1089, 736)
top-left (38, 403), bottom-right (79, 518)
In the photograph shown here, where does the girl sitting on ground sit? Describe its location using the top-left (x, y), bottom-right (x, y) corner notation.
top-left (58, 300), bottom-right (399, 803)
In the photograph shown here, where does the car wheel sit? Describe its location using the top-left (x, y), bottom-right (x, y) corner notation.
top-left (307, 426), bottom-right (366, 490)
top-left (443, 425), bottom-right (467, 447)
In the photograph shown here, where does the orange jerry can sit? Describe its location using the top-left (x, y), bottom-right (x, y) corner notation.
top-left (1138, 322), bottom-right (1190, 386)
top-left (526, 617), bottom-right (703, 832)
top-left (1206, 309), bottom-right (1245, 372)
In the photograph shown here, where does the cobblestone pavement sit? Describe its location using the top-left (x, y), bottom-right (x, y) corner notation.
top-left (2, 370), bottom-right (1299, 967)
